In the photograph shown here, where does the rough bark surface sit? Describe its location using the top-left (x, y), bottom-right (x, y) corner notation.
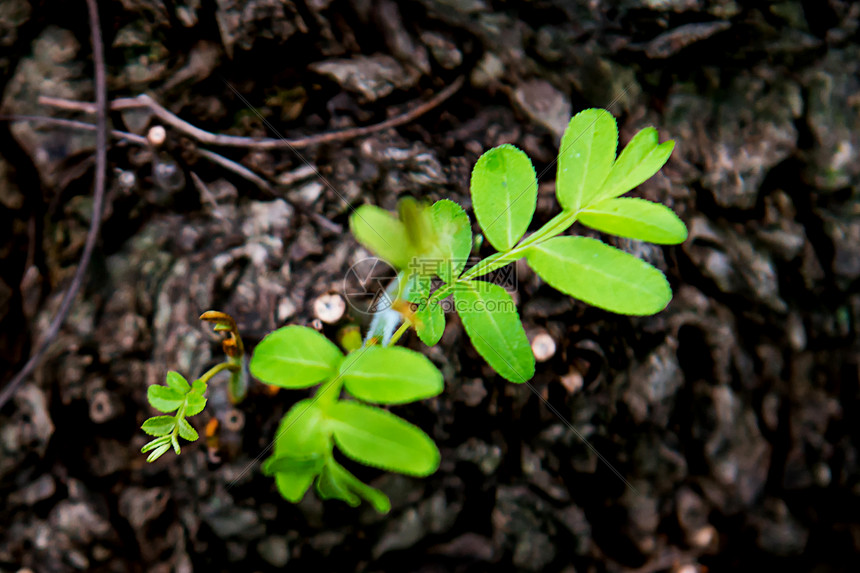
top-left (1, 1), bottom-right (859, 572)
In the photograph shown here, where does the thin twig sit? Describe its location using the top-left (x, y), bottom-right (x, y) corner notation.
top-left (189, 171), bottom-right (228, 221)
top-left (39, 76), bottom-right (465, 150)
top-left (0, 0), bottom-right (108, 409)
top-left (0, 114), bottom-right (147, 145)
top-left (197, 148), bottom-right (273, 192)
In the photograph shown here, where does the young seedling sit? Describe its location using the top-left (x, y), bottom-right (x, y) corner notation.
top-left (140, 311), bottom-right (245, 461)
top-left (351, 108), bottom-right (686, 384)
top-left (141, 108), bottom-right (686, 512)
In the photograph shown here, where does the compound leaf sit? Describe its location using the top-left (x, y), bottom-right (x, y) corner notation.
top-left (250, 326), bottom-right (343, 389)
top-left (470, 144), bottom-right (537, 251)
top-left (350, 205), bottom-right (412, 269)
top-left (578, 197), bottom-right (688, 244)
top-left (595, 127), bottom-right (674, 203)
top-left (165, 371), bottom-right (191, 394)
top-left (341, 346), bottom-right (443, 404)
top-left (556, 109), bottom-right (618, 212)
top-left (328, 401), bottom-right (439, 476)
top-left (177, 417), bottom-right (199, 441)
top-left (526, 236), bottom-right (671, 315)
top-left (142, 416), bottom-right (175, 436)
top-left (429, 199), bottom-right (472, 282)
top-left (454, 281), bottom-right (534, 383)
top-left (147, 385), bottom-right (184, 413)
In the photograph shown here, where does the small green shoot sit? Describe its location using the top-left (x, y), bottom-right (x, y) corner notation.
top-left (250, 325), bottom-right (442, 512)
top-left (141, 311), bottom-right (243, 462)
top-left (143, 108), bottom-right (687, 513)
top-left (141, 372), bottom-right (207, 462)
top-left (351, 108), bottom-right (686, 383)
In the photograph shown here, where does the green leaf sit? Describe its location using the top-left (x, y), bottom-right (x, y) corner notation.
top-left (275, 471), bottom-right (317, 503)
top-left (185, 394), bottom-right (207, 416)
top-left (267, 399), bottom-right (330, 503)
top-left (142, 416), bottom-right (176, 436)
top-left (317, 460), bottom-right (391, 513)
top-left (526, 236), bottom-right (671, 315)
top-left (556, 109), bottom-right (618, 212)
top-left (595, 127), bottom-right (674, 202)
top-left (429, 199), bottom-right (472, 282)
top-left (147, 385), bottom-right (185, 413)
top-left (350, 205), bottom-right (412, 269)
top-left (415, 300), bottom-right (445, 346)
top-left (170, 433), bottom-right (181, 455)
top-left (328, 401), bottom-right (439, 476)
top-left (341, 346), bottom-right (443, 404)
top-left (146, 442), bottom-right (171, 462)
top-left (398, 197), bottom-right (436, 258)
top-left (177, 417), bottom-right (199, 441)
top-left (578, 197), bottom-right (688, 244)
top-left (262, 453), bottom-right (325, 476)
top-left (165, 371), bottom-right (191, 394)
top-left (141, 435), bottom-right (170, 453)
top-left (273, 399), bottom-right (331, 457)
top-left (470, 144), bottom-right (537, 251)
top-left (190, 379), bottom-right (207, 396)
top-left (316, 462), bottom-right (360, 507)
top-left (250, 326), bottom-right (343, 389)
top-left (454, 281), bottom-right (535, 383)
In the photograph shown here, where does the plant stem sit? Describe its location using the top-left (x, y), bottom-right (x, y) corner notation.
top-left (198, 361), bottom-right (239, 386)
top-left (387, 322), bottom-right (410, 346)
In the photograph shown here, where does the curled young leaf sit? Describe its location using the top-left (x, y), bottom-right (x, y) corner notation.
top-left (146, 442), bottom-right (171, 463)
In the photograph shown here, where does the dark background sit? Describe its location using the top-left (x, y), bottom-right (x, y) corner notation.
top-left (1, 0), bottom-right (859, 571)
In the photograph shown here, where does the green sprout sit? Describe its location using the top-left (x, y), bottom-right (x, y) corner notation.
top-left (351, 108), bottom-right (686, 384)
top-left (140, 311), bottom-right (244, 462)
top-left (140, 108), bottom-right (686, 512)
top-left (250, 327), bottom-right (443, 513)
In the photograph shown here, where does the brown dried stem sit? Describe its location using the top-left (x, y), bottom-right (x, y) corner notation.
top-left (0, 0), bottom-right (109, 408)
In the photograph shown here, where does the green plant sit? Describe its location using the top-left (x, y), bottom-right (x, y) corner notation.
top-left (141, 108), bottom-right (686, 512)
top-left (352, 108), bottom-right (685, 383)
top-left (140, 311), bottom-right (246, 461)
